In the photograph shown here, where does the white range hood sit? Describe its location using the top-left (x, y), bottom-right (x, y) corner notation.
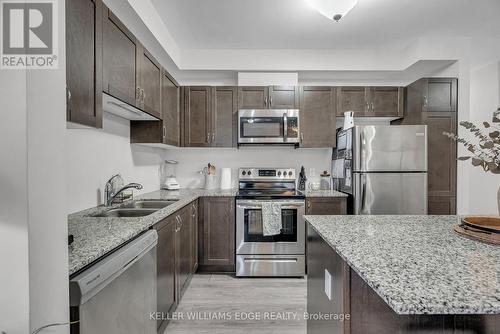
top-left (102, 93), bottom-right (158, 121)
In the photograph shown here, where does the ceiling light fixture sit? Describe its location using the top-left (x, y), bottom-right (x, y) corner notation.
top-left (306, 0), bottom-right (358, 22)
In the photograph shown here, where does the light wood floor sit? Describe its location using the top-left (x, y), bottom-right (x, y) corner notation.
top-left (163, 274), bottom-right (307, 334)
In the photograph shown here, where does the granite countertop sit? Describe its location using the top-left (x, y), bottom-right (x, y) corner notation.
top-left (300, 189), bottom-right (348, 197)
top-left (68, 188), bottom-right (237, 276)
top-left (304, 215), bottom-right (500, 315)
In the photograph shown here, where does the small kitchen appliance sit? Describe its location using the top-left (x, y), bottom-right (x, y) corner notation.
top-left (160, 160), bottom-right (180, 190)
top-left (236, 167), bottom-right (305, 277)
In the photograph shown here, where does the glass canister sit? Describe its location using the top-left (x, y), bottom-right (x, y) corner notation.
top-left (320, 171), bottom-right (332, 190)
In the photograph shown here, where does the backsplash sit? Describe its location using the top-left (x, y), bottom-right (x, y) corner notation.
top-left (162, 147), bottom-right (332, 189)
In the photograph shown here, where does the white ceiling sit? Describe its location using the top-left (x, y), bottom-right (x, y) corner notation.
top-left (150, 0), bottom-right (500, 50)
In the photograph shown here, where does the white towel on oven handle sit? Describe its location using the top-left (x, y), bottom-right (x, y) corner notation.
top-left (261, 202), bottom-right (282, 236)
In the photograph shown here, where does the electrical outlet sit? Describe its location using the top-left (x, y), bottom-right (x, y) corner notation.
top-left (324, 269), bottom-right (332, 300)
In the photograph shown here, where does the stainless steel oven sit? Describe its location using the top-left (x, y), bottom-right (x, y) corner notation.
top-left (238, 109), bottom-right (300, 144)
top-left (235, 168), bottom-right (305, 277)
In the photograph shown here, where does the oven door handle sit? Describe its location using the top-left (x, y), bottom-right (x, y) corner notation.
top-left (243, 257), bottom-right (299, 263)
top-left (236, 201), bottom-right (305, 209)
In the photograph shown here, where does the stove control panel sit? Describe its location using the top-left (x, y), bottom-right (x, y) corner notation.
top-left (239, 168), bottom-right (296, 180)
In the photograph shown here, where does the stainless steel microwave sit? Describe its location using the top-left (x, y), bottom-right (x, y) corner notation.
top-left (238, 109), bottom-right (300, 145)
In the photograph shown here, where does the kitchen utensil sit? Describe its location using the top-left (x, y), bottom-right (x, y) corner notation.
top-left (160, 160), bottom-right (180, 190)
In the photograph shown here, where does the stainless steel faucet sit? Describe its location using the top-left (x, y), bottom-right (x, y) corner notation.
top-left (104, 174), bottom-right (143, 206)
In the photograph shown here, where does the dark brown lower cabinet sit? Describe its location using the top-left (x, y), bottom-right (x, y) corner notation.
top-left (306, 197), bottom-right (347, 215)
top-left (154, 215), bottom-right (176, 331)
top-left (307, 225), bottom-right (500, 334)
top-left (428, 196), bottom-right (456, 215)
top-left (154, 200), bottom-right (198, 332)
top-left (198, 197), bottom-right (235, 272)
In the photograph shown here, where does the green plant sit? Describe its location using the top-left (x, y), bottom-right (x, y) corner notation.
top-left (443, 108), bottom-right (500, 174)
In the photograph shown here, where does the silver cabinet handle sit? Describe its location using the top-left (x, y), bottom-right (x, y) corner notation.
top-left (423, 96), bottom-right (428, 106)
top-left (371, 102), bottom-right (374, 111)
top-left (366, 101), bottom-right (370, 111)
top-left (163, 126), bottom-right (166, 139)
top-left (212, 132), bottom-right (215, 143)
top-left (207, 132), bottom-right (211, 143)
top-left (264, 97), bottom-right (268, 107)
top-left (136, 87), bottom-right (141, 101)
top-left (175, 216), bottom-right (180, 232)
top-left (269, 96), bottom-right (273, 107)
top-left (141, 89), bottom-right (145, 102)
top-left (360, 174), bottom-right (367, 214)
top-left (300, 132), bottom-right (304, 143)
top-left (283, 112), bottom-right (288, 141)
top-left (66, 86), bottom-right (71, 102)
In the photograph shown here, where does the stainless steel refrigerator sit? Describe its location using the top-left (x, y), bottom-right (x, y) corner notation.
top-left (332, 125), bottom-right (428, 215)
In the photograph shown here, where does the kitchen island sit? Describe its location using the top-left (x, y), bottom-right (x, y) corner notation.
top-left (305, 215), bottom-right (500, 334)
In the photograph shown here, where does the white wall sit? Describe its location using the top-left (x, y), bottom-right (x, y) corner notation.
top-left (468, 61), bottom-right (500, 214)
top-left (66, 114), bottom-right (165, 213)
top-left (27, 0), bottom-right (69, 332)
top-left (163, 147), bottom-right (332, 189)
top-left (0, 63), bottom-right (30, 334)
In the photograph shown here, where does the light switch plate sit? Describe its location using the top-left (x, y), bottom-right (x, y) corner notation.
top-left (324, 269), bottom-right (332, 301)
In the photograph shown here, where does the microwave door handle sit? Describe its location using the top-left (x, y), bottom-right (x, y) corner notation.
top-left (283, 112), bottom-right (288, 141)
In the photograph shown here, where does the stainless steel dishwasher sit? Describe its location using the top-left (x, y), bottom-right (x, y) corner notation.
top-left (70, 230), bottom-right (158, 334)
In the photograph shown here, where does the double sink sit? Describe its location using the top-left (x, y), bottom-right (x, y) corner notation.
top-left (92, 199), bottom-right (178, 218)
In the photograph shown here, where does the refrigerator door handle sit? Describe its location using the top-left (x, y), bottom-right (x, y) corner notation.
top-left (360, 173), bottom-right (367, 214)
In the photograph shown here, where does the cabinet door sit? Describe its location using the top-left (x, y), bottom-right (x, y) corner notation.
top-left (422, 78), bottom-right (458, 112)
top-left (190, 200), bottom-right (199, 273)
top-left (184, 86), bottom-right (211, 147)
top-left (137, 44), bottom-right (162, 118)
top-left (300, 87), bottom-right (336, 148)
top-left (177, 207), bottom-right (192, 298)
top-left (238, 86), bottom-right (269, 109)
top-left (66, 0), bottom-right (102, 128)
top-left (428, 196), bottom-right (456, 215)
top-left (102, 7), bottom-right (139, 107)
top-left (306, 198), bottom-right (347, 215)
top-left (368, 87), bottom-right (404, 117)
top-left (213, 87), bottom-right (237, 147)
top-left (162, 72), bottom-right (180, 146)
top-left (422, 112), bottom-right (457, 198)
top-left (200, 197), bottom-right (235, 270)
top-left (155, 217), bottom-right (177, 330)
top-left (337, 87), bottom-right (368, 116)
top-left (269, 86), bottom-right (299, 109)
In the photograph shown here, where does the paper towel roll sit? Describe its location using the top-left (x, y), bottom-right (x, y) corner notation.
top-left (220, 168), bottom-right (232, 189)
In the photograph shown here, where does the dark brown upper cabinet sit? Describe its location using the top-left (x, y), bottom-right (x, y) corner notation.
top-left (102, 7), bottom-right (139, 107)
top-left (66, 0), bottom-right (103, 128)
top-left (299, 86), bottom-right (337, 148)
top-left (162, 71), bottom-right (181, 146)
top-left (198, 197), bottom-right (235, 272)
top-left (184, 86), bottom-right (212, 147)
top-left (102, 6), bottom-right (161, 118)
top-left (238, 86), bottom-right (268, 109)
top-left (238, 86), bottom-right (298, 109)
top-left (336, 86), bottom-right (368, 116)
top-left (137, 45), bottom-right (162, 119)
top-left (130, 70), bottom-right (180, 146)
top-left (184, 86), bottom-right (236, 147)
top-left (212, 87), bottom-right (237, 147)
top-left (268, 86), bottom-right (299, 108)
top-left (337, 86), bottom-right (404, 117)
top-left (422, 78), bottom-right (458, 112)
top-left (367, 86), bottom-right (404, 117)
